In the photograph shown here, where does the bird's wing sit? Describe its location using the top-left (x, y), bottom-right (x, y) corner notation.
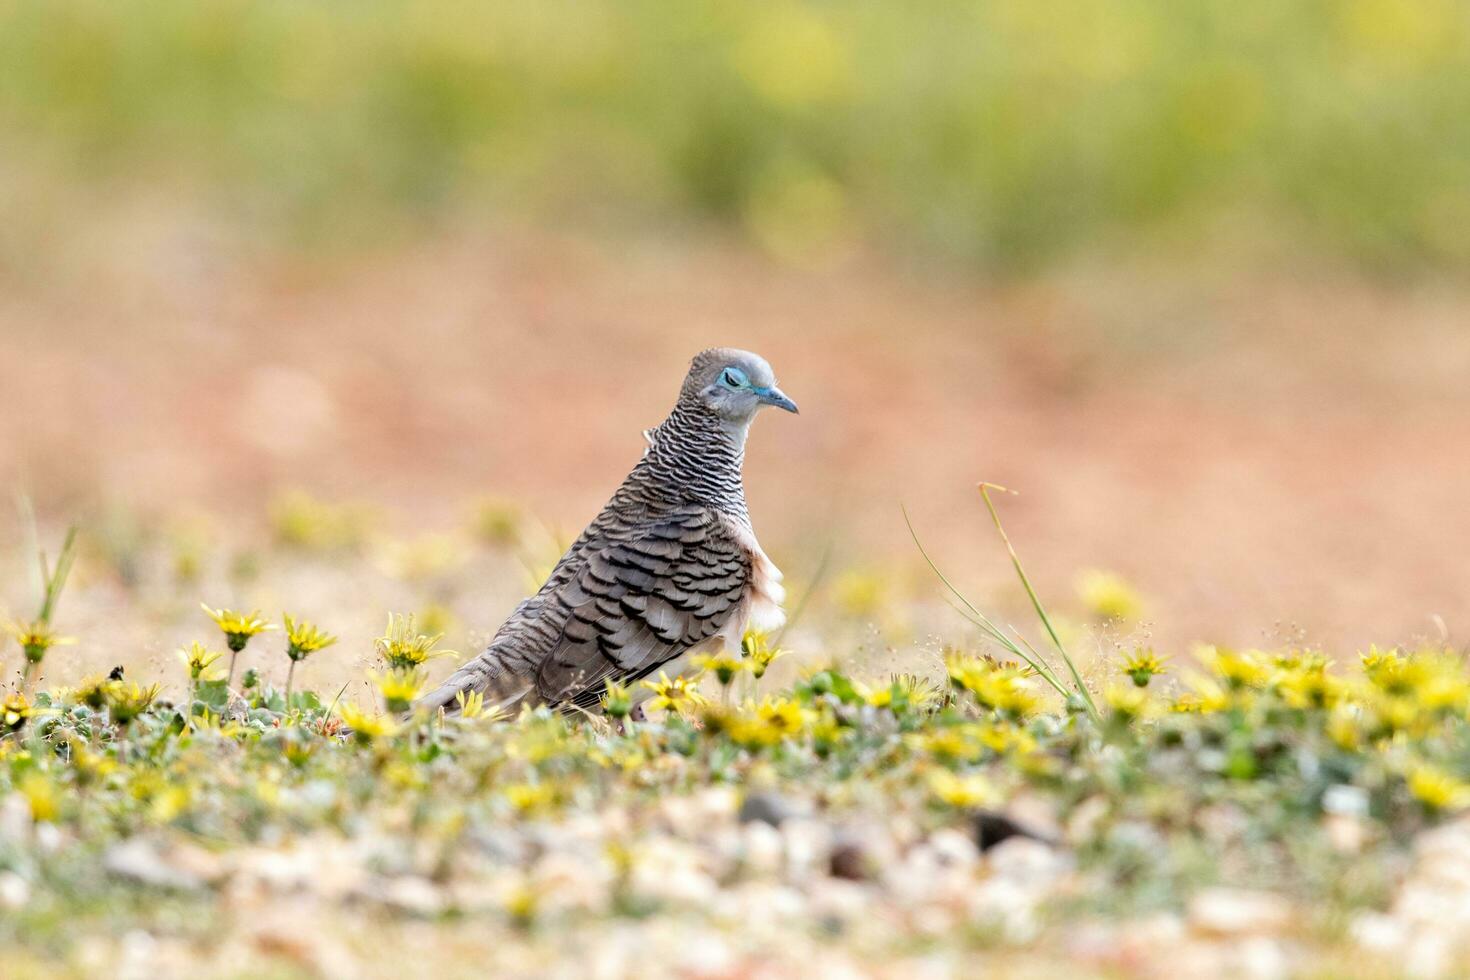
top-left (533, 508), bottom-right (750, 706)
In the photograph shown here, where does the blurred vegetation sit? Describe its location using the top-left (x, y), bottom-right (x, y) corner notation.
top-left (2, 0), bottom-right (1470, 273)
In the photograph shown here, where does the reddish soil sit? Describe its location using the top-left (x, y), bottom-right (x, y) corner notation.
top-left (4, 227), bottom-right (1470, 653)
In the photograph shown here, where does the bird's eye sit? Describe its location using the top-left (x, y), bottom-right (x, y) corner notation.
top-left (721, 368), bottom-right (747, 388)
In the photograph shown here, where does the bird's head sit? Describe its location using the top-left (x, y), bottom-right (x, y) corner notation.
top-left (682, 348), bottom-right (799, 424)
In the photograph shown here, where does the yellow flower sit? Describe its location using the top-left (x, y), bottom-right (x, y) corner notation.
top-left (1405, 653), bottom-right (1470, 713)
top-left (730, 696), bottom-right (808, 748)
top-left (1, 692), bottom-right (30, 733)
top-left (453, 688), bottom-right (504, 722)
top-left (269, 490), bottom-right (377, 553)
top-left (189, 706), bottom-right (248, 739)
top-left (977, 722), bottom-right (1038, 756)
top-left (1273, 650), bottom-right (1329, 673)
top-left (600, 679), bottom-right (632, 719)
top-left (1076, 568), bottom-right (1143, 622)
top-left (1371, 694), bottom-right (1422, 737)
top-left (1360, 645), bottom-right (1402, 677)
top-left (1104, 682), bottom-right (1156, 723)
top-left (911, 724), bottom-right (983, 762)
top-left (740, 630), bottom-right (785, 679)
top-left (693, 652), bottom-right (748, 686)
top-left (376, 534), bottom-right (466, 583)
top-left (807, 708), bottom-right (846, 756)
top-left (1121, 649), bottom-right (1168, 688)
top-left (1327, 704), bottom-right (1363, 751)
top-left (893, 673), bottom-right (944, 710)
top-left (336, 702), bottom-right (400, 743)
top-left (956, 662), bottom-right (1041, 720)
top-left (640, 671), bottom-right (708, 717)
top-left (754, 696), bottom-right (807, 735)
top-left (1409, 765), bottom-right (1470, 812)
top-left (832, 569), bottom-right (885, 618)
top-left (1275, 663), bottom-right (1342, 711)
top-left (945, 651), bottom-right (995, 694)
top-left (696, 701), bottom-right (737, 737)
top-left (103, 681), bottom-right (161, 724)
top-left (503, 782), bottom-right (556, 814)
top-left (282, 614), bottom-right (337, 662)
top-left (859, 680), bottom-right (894, 709)
top-left (416, 603), bottom-right (457, 640)
top-left (375, 612), bottom-right (457, 669)
top-left (1361, 647), bottom-right (1417, 696)
top-left (1175, 673), bottom-right (1231, 714)
top-left (928, 769), bottom-right (995, 808)
top-left (19, 771), bottom-right (60, 823)
top-left (72, 746), bottom-right (118, 786)
top-left (200, 603), bottom-right (276, 653)
top-left (370, 667), bottom-right (427, 714)
top-left (4, 619), bottom-right (75, 665)
top-left (1207, 648), bottom-right (1270, 690)
top-left (77, 676), bottom-right (109, 711)
top-left (177, 642), bottom-right (224, 682)
top-left (1358, 650), bottom-right (1470, 719)
top-left (471, 497), bottom-right (522, 547)
top-left (860, 674), bottom-right (944, 712)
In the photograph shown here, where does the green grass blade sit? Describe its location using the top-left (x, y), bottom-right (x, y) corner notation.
top-left (904, 504), bottom-right (1070, 698)
top-left (977, 484), bottom-right (1098, 718)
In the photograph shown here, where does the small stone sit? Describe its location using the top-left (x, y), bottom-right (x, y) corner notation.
top-left (1188, 887), bottom-right (1293, 936)
top-left (0, 794), bottom-right (31, 844)
top-left (829, 837), bottom-right (872, 881)
top-left (739, 820), bottom-right (786, 879)
top-left (827, 822), bottom-right (898, 881)
top-left (1350, 912), bottom-right (1404, 953)
top-left (0, 870), bottom-right (29, 909)
top-left (1322, 784), bottom-right (1370, 818)
top-left (1324, 813), bottom-right (1367, 854)
top-left (781, 818), bottom-right (834, 880)
top-left (1066, 795), bottom-right (1110, 843)
top-left (973, 809), bottom-right (1054, 852)
top-left (929, 827), bottom-right (979, 867)
top-left (168, 840), bottom-right (232, 886)
top-left (739, 792), bottom-right (805, 826)
top-left (104, 838), bottom-right (207, 892)
top-left (808, 877), bottom-right (870, 927)
top-left (986, 836), bottom-right (1067, 887)
top-left (1234, 936), bottom-right (1290, 980)
top-left (374, 875), bottom-right (446, 917)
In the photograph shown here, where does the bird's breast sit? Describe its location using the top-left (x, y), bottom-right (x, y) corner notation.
top-left (718, 515), bottom-right (787, 638)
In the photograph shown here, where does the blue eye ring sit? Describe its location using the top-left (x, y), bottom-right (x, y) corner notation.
top-left (720, 367), bottom-right (748, 389)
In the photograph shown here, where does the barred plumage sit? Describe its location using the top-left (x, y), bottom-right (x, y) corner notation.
top-left (420, 348), bottom-right (798, 714)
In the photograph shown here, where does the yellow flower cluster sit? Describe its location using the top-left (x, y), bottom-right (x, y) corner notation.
top-left (945, 653), bottom-right (1040, 719)
top-left (728, 697), bottom-right (810, 749)
top-left (909, 720), bottom-right (1037, 764)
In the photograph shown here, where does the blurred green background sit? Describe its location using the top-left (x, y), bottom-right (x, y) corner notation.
top-left (3, 0), bottom-right (1469, 274)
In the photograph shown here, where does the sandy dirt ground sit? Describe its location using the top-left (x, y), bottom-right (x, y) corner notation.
top-left (3, 226), bottom-right (1470, 659)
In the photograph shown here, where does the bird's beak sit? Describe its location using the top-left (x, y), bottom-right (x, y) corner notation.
top-left (756, 385), bottom-right (799, 414)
